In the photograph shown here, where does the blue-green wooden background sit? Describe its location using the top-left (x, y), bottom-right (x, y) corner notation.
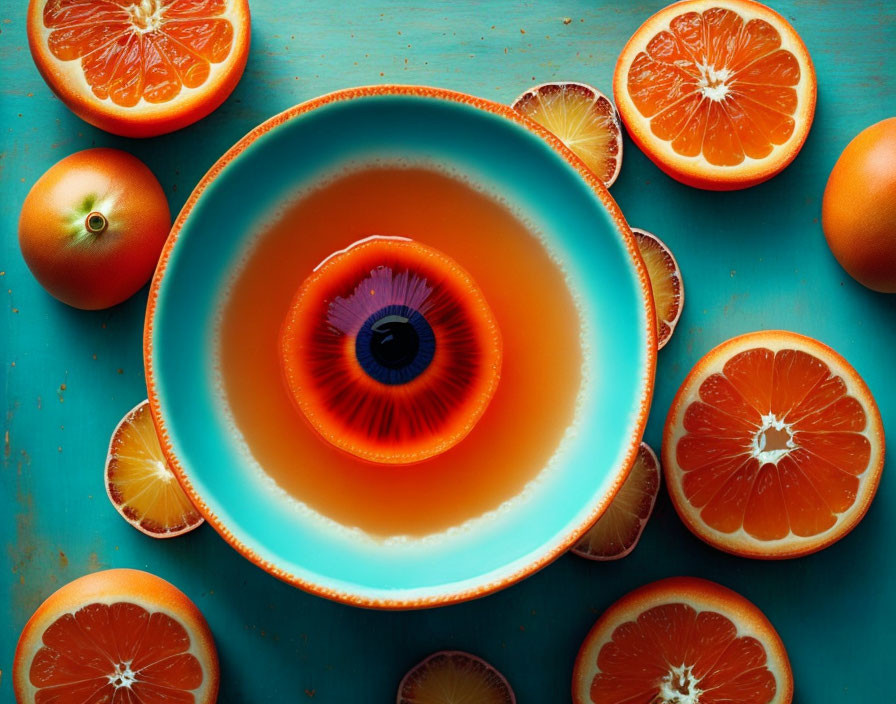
top-left (2, 1), bottom-right (894, 701)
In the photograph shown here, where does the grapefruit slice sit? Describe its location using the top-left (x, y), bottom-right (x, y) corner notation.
top-left (573, 577), bottom-right (793, 704)
top-left (27, 0), bottom-right (251, 137)
top-left (633, 228), bottom-right (684, 350)
top-left (572, 443), bottom-right (661, 560)
top-left (613, 0), bottom-right (816, 190)
top-left (14, 568), bottom-right (219, 704)
top-left (398, 651), bottom-right (515, 704)
top-left (664, 330), bottom-right (885, 558)
top-left (280, 236), bottom-right (502, 465)
top-left (512, 82), bottom-right (623, 187)
top-left (106, 400), bottom-right (203, 538)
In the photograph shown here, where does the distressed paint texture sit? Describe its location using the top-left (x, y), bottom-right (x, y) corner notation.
top-left (1, 1), bottom-right (894, 702)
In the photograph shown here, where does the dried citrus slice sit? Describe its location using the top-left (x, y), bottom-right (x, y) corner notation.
top-left (106, 400), bottom-right (203, 538)
top-left (14, 568), bottom-right (219, 704)
top-left (280, 236), bottom-right (502, 465)
top-left (633, 228), bottom-right (684, 350)
top-left (573, 577), bottom-right (793, 704)
top-left (27, 0), bottom-right (251, 137)
top-left (397, 651), bottom-right (515, 704)
top-left (572, 443), bottom-right (661, 560)
top-left (512, 82), bottom-right (623, 187)
top-left (613, 0), bottom-right (816, 190)
top-left (664, 330), bottom-right (885, 558)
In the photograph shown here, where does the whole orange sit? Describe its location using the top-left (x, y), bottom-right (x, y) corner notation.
top-left (18, 148), bottom-right (170, 310)
top-left (822, 118), bottom-right (896, 293)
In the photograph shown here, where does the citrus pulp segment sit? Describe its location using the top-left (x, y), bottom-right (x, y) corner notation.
top-left (573, 577), bottom-right (792, 704)
top-left (663, 330), bottom-right (885, 558)
top-left (633, 228), bottom-right (684, 349)
top-left (106, 400), bottom-right (204, 538)
top-left (13, 569), bottom-right (219, 704)
top-left (572, 443), bottom-right (661, 560)
top-left (512, 82), bottom-right (623, 187)
top-left (27, 0), bottom-right (251, 137)
top-left (398, 651), bottom-right (516, 704)
top-left (613, 0), bottom-right (816, 190)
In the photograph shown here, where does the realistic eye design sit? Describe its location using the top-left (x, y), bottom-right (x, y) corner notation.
top-left (279, 237), bottom-right (502, 464)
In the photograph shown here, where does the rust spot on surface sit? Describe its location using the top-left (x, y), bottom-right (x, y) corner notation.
top-left (87, 552), bottom-right (106, 572)
top-left (58, 550), bottom-right (68, 569)
top-left (8, 450), bottom-right (52, 617)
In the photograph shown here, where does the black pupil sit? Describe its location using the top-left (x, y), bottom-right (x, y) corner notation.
top-left (369, 315), bottom-right (419, 369)
top-left (355, 305), bottom-right (435, 385)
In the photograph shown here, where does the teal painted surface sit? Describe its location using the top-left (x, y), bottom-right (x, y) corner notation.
top-left (1, 0), bottom-right (894, 701)
top-left (149, 91), bottom-right (652, 602)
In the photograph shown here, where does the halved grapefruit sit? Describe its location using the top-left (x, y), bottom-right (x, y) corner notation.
top-left (397, 651), bottom-right (515, 704)
top-left (512, 82), bottom-right (623, 187)
top-left (573, 577), bottom-right (793, 704)
top-left (106, 400), bottom-right (204, 538)
top-left (614, 0), bottom-right (816, 190)
top-left (27, 0), bottom-right (251, 137)
top-left (14, 568), bottom-right (219, 703)
top-left (633, 228), bottom-right (684, 350)
top-left (664, 330), bottom-right (885, 558)
top-left (572, 442), bottom-right (661, 560)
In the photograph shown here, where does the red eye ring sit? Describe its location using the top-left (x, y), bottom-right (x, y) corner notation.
top-left (279, 237), bottom-right (502, 464)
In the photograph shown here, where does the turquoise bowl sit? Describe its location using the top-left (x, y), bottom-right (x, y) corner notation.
top-left (145, 86), bottom-right (656, 608)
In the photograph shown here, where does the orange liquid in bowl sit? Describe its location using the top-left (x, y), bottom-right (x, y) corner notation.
top-left (217, 166), bottom-right (582, 537)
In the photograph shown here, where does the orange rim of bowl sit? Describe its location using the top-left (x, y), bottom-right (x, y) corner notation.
top-left (143, 84), bottom-right (657, 609)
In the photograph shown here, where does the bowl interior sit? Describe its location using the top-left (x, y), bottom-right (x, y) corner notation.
top-left (147, 88), bottom-right (653, 606)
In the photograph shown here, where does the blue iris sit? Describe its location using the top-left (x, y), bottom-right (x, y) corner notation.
top-left (355, 305), bottom-right (436, 385)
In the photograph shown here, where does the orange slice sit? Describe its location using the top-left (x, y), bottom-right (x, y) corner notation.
top-left (663, 330), bottom-right (885, 558)
top-left (633, 228), bottom-right (684, 350)
top-left (512, 82), bottom-right (623, 187)
top-left (397, 651), bottom-right (516, 704)
top-left (106, 400), bottom-right (204, 538)
top-left (572, 443), bottom-right (661, 560)
top-left (573, 577), bottom-right (793, 704)
top-left (27, 0), bottom-right (251, 137)
top-left (613, 0), bottom-right (816, 190)
top-left (14, 568), bottom-right (219, 704)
